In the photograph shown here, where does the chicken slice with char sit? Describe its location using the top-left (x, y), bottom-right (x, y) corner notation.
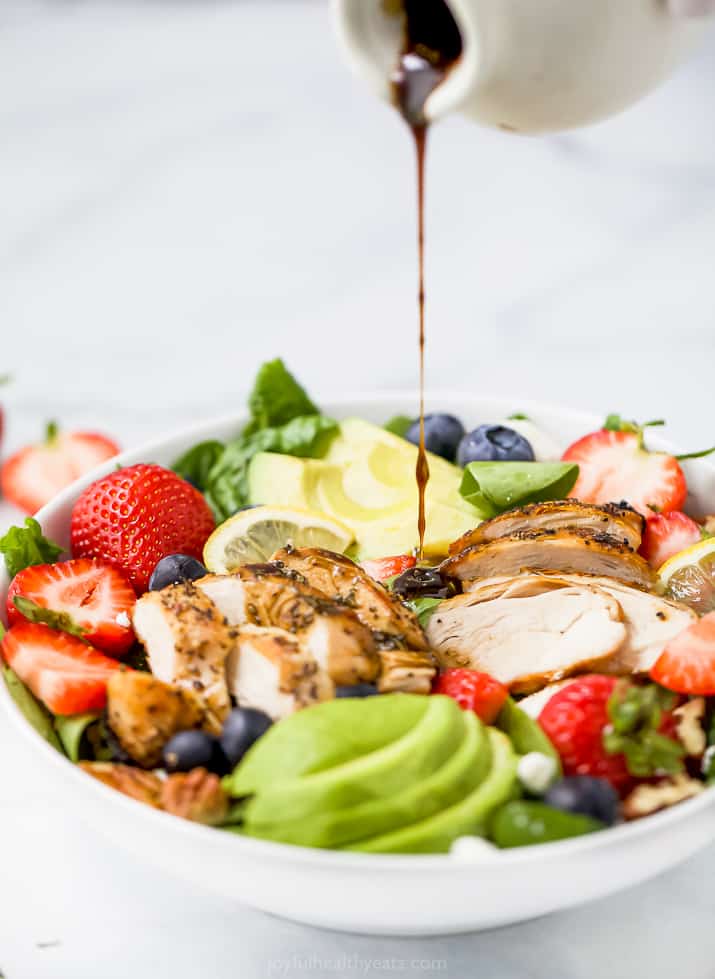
top-left (449, 500), bottom-right (645, 555)
top-left (376, 647), bottom-right (436, 694)
top-left (106, 671), bottom-right (207, 767)
top-left (442, 528), bottom-right (656, 591)
top-left (195, 569), bottom-right (380, 687)
top-left (270, 547), bottom-right (429, 651)
top-left (426, 584), bottom-right (627, 693)
top-left (226, 624), bottom-right (334, 720)
top-left (132, 581), bottom-right (234, 732)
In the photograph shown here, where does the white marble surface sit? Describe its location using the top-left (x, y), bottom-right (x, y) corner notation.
top-left (2, 1), bottom-right (715, 976)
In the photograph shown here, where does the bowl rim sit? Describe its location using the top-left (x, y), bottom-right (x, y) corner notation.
top-left (2, 390), bottom-right (714, 871)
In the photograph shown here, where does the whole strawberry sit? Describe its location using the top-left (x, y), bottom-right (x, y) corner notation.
top-left (70, 464), bottom-right (215, 592)
top-left (538, 675), bottom-right (634, 794)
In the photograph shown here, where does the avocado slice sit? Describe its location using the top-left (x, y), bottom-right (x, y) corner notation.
top-left (244, 709), bottom-right (489, 849)
top-left (225, 694), bottom-right (429, 797)
top-left (247, 418), bottom-right (485, 559)
top-left (349, 729), bottom-right (518, 854)
top-left (242, 696), bottom-right (466, 829)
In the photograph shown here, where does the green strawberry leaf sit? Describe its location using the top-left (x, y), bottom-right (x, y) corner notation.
top-left (604, 681), bottom-right (685, 777)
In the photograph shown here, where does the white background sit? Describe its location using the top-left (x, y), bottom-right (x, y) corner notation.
top-left (1, 1), bottom-right (715, 976)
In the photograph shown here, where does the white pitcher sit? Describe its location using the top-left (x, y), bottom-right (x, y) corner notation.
top-left (333, 0), bottom-right (712, 132)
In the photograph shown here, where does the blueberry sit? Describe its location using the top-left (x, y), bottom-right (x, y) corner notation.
top-left (457, 424), bottom-right (535, 467)
top-left (163, 730), bottom-right (227, 774)
top-left (219, 707), bottom-right (273, 768)
top-left (544, 776), bottom-right (620, 826)
top-left (149, 554), bottom-right (208, 591)
top-left (335, 683), bottom-right (380, 698)
top-left (405, 414), bottom-right (465, 462)
top-left (392, 567), bottom-right (451, 600)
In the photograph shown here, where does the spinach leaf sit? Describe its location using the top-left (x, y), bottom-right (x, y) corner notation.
top-left (172, 440), bottom-right (224, 491)
top-left (2, 667), bottom-right (63, 752)
top-left (405, 596), bottom-right (443, 628)
top-left (384, 415), bottom-right (413, 438)
top-left (497, 697), bottom-right (561, 770)
top-left (243, 359), bottom-right (319, 436)
top-left (459, 461), bottom-right (579, 517)
top-left (55, 713), bottom-right (101, 762)
top-left (0, 518), bottom-right (63, 578)
top-left (206, 415), bottom-right (338, 521)
top-left (12, 596), bottom-right (86, 639)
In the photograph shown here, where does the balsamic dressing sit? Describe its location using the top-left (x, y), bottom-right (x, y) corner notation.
top-left (392, 0), bottom-right (463, 559)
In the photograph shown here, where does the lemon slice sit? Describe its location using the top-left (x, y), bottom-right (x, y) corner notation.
top-left (203, 506), bottom-right (355, 574)
top-left (658, 536), bottom-right (715, 614)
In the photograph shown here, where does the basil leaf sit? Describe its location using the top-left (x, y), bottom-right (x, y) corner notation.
top-left (243, 359), bottom-right (319, 436)
top-left (459, 462), bottom-right (579, 517)
top-left (0, 518), bottom-right (63, 579)
top-left (172, 440), bottom-right (224, 491)
top-left (497, 697), bottom-right (561, 770)
top-left (55, 713), bottom-right (101, 762)
top-left (2, 667), bottom-right (62, 752)
top-left (13, 596), bottom-right (87, 640)
top-left (405, 596), bottom-right (443, 628)
top-left (206, 415), bottom-right (338, 521)
top-left (384, 415), bottom-right (413, 438)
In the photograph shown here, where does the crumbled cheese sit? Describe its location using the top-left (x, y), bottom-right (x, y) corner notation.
top-left (115, 611), bottom-right (131, 628)
top-left (673, 697), bottom-right (707, 757)
top-left (449, 836), bottom-right (500, 862)
top-left (702, 745), bottom-right (715, 778)
top-left (623, 774), bottom-right (704, 820)
top-left (516, 752), bottom-right (558, 795)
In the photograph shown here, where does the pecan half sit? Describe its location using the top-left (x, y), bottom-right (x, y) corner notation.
top-left (623, 774), bottom-right (704, 820)
top-left (160, 768), bottom-right (229, 825)
top-left (79, 762), bottom-right (163, 807)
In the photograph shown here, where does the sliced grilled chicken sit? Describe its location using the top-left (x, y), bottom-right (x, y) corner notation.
top-left (132, 581), bottom-right (234, 731)
top-left (377, 647), bottom-right (436, 694)
top-left (540, 574), bottom-right (697, 674)
top-left (449, 501), bottom-right (645, 554)
top-left (426, 584), bottom-right (627, 693)
top-left (226, 624), bottom-right (334, 719)
top-left (196, 569), bottom-right (379, 687)
top-left (463, 572), bottom-right (696, 675)
top-left (442, 528), bottom-right (655, 591)
top-left (270, 547), bottom-right (429, 651)
top-left (106, 671), bottom-right (207, 767)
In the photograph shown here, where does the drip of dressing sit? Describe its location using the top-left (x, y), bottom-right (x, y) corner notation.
top-left (391, 0), bottom-right (463, 559)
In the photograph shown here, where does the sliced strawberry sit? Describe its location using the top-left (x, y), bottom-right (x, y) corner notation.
top-left (563, 429), bottom-right (687, 517)
top-left (1, 621), bottom-right (124, 714)
top-left (360, 554), bottom-right (417, 582)
top-left (433, 669), bottom-right (509, 724)
top-left (639, 511), bottom-right (702, 569)
top-left (650, 612), bottom-right (715, 695)
top-left (0, 423), bottom-right (120, 514)
top-left (6, 559), bottom-right (135, 657)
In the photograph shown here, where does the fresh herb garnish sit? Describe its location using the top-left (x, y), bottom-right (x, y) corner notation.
top-left (243, 358), bottom-right (319, 436)
top-left (172, 440), bottom-right (225, 491)
top-left (603, 681), bottom-right (685, 777)
top-left (459, 461), bottom-right (579, 518)
top-left (0, 518), bottom-right (63, 578)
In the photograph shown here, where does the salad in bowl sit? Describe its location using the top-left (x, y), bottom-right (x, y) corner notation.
top-left (2, 361), bottom-right (715, 931)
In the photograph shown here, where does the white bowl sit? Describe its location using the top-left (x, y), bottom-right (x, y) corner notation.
top-left (2, 394), bottom-right (715, 937)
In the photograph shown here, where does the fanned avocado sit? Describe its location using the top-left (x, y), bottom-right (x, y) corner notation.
top-left (225, 694), bottom-right (429, 797)
top-left (247, 418), bottom-right (485, 558)
top-left (242, 696), bottom-right (466, 828)
top-left (349, 729), bottom-right (518, 854)
top-left (243, 707), bottom-right (488, 849)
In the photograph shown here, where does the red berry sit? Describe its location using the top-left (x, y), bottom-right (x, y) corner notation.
top-left (639, 511), bottom-right (702, 570)
top-left (70, 464), bottom-right (215, 593)
top-left (7, 559), bottom-right (136, 657)
top-left (563, 429), bottom-right (687, 517)
top-left (538, 675), bottom-right (634, 794)
top-left (1, 621), bottom-right (124, 715)
top-left (650, 612), bottom-right (715, 695)
top-left (1, 426), bottom-right (120, 514)
top-left (433, 668), bottom-right (509, 724)
top-left (361, 554), bottom-right (417, 582)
